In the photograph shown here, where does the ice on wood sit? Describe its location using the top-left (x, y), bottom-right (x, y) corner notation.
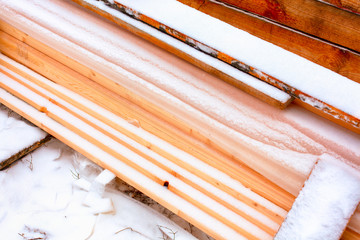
top-left (275, 154), bottom-right (360, 240)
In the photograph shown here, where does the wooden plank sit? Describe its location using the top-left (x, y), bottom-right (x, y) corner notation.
top-left (0, 134), bottom-right (52, 170)
top-left (0, 28), bottom-right (296, 211)
top-left (67, 0), bottom-right (291, 110)
top-left (69, 0), bottom-right (360, 134)
top-left (217, 0), bottom-right (360, 52)
top-left (0, 66), bottom-right (275, 240)
top-left (316, 0), bottom-right (360, 15)
top-left (0, 93), bottom-right (237, 240)
top-left (0, 65), bottom-right (280, 236)
top-left (177, 0), bottom-right (360, 83)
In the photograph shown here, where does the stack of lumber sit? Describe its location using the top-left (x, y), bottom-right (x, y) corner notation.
top-left (71, 0), bottom-right (360, 135)
top-left (0, 0), bottom-right (360, 239)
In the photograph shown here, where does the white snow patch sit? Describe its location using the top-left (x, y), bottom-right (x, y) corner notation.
top-left (275, 154), bottom-right (360, 240)
top-left (0, 105), bottom-right (46, 161)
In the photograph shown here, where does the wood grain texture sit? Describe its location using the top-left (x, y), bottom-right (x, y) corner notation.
top-left (0, 134), bottom-right (52, 170)
top-left (317, 0), bottom-right (360, 14)
top-left (0, 29), bottom-right (294, 213)
top-left (0, 61), bottom-right (281, 239)
top-left (68, 0), bottom-right (360, 134)
top-left (218, 0), bottom-right (360, 52)
top-left (67, 0), bottom-right (292, 110)
top-left (177, 0), bottom-right (360, 83)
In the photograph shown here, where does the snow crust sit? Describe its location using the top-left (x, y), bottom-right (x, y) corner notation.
top-left (114, 0), bottom-right (360, 119)
top-left (0, 104), bottom-right (46, 161)
top-left (0, 0), bottom-right (359, 195)
top-left (275, 154), bottom-right (360, 240)
top-left (0, 57), bottom-right (274, 239)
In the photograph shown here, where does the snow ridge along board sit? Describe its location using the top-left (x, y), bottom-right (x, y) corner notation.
top-left (69, 0), bottom-right (360, 135)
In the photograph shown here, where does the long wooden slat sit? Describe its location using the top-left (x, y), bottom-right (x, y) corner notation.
top-left (217, 0), bottom-right (360, 52)
top-left (0, 90), bottom-right (243, 240)
top-left (0, 61), bottom-right (283, 230)
top-left (0, 28), bottom-right (295, 211)
top-left (317, 0), bottom-right (360, 15)
top-left (70, 0), bottom-right (360, 134)
top-left (177, 0), bottom-right (360, 83)
top-left (0, 64), bottom-right (280, 236)
top-left (0, 31), bottom-right (288, 223)
top-left (0, 65), bottom-right (277, 239)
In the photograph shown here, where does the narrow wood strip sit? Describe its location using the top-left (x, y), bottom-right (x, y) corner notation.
top-left (316, 0), bottom-right (360, 15)
top-left (68, 0), bottom-right (290, 109)
top-left (70, 0), bottom-right (360, 134)
top-left (216, 0), bottom-right (360, 52)
top-left (0, 134), bottom-right (52, 170)
top-left (0, 93), bottom-right (242, 240)
top-left (177, 0), bottom-right (360, 83)
top-left (342, 228), bottom-right (360, 240)
top-left (0, 70), bottom-right (265, 240)
top-left (0, 29), bottom-right (295, 212)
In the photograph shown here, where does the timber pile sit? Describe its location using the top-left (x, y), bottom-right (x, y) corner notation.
top-left (0, 0), bottom-right (360, 239)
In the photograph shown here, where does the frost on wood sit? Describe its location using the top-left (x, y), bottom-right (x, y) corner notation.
top-left (275, 155), bottom-right (360, 240)
top-left (0, 104), bottom-right (49, 169)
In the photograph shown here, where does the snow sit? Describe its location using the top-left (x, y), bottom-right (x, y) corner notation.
top-left (0, 0), bottom-right (359, 195)
top-left (0, 104), bottom-right (46, 162)
top-left (0, 55), bottom-right (287, 220)
top-left (0, 137), bottom-right (198, 239)
top-left (275, 154), bottom-right (360, 240)
top-left (113, 0), bottom-right (360, 119)
top-left (0, 66), bottom-right (247, 239)
top-left (0, 57), bottom-right (273, 239)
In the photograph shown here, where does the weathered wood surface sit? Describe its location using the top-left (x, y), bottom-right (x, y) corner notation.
top-left (177, 0), bottom-right (360, 83)
top-left (217, 0), bottom-right (360, 52)
top-left (0, 134), bottom-right (52, 170)
top-left (68, 1), bottom-right (360, 134)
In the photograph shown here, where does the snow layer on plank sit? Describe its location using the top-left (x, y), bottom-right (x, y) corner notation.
top-left (114, 0), bottom-right (360, 119)
top-left (275, 154), bottom-right (360, 240)
top-left (0, 0), bottom-right (320, 176)
top-left (0, 0), bottom-right (359, 187)
top-left (0, 63), bottom-right (272, 239)
top-left (0, 89), bottom-right (238, 240)
top-left (0, 55), bottom-right (286, 219)
top-left (0, 55), bottom-right (286, 220)
top-left (0, 104), bottom-right (46, 162)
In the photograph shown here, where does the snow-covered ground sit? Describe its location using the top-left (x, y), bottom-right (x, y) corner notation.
top-left (0, 106), bottom-right (206, 240)
top-left (0, 104), bottom-right (46, 162)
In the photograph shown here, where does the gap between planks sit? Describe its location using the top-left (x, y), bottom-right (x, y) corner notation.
top-left (0, 60), bottom-right (280, 239)
top-left (0, 27), bottom-right (295, 211)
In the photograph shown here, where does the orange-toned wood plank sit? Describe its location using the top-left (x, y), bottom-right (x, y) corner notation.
top-left (0, 30), bottom-right (295, 213)
top-left (217, 0), bottom-right (360, 52)
top-left (0, 93), bottom-right (236, 240)
top-left (70, 0), bottom-right (360, 134)
top-left (317, 0), bottom-right (360, 15)
top-left (66, 2), bottom-right (290, 110)
top-left (177, 0), bottom-right (360, 83)
top-left (0, 65), bottom-right (279, 236)
top-left (342, 228), bottom-right (360, 240)
top-left (0, 66), bottom-right (274, 240)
